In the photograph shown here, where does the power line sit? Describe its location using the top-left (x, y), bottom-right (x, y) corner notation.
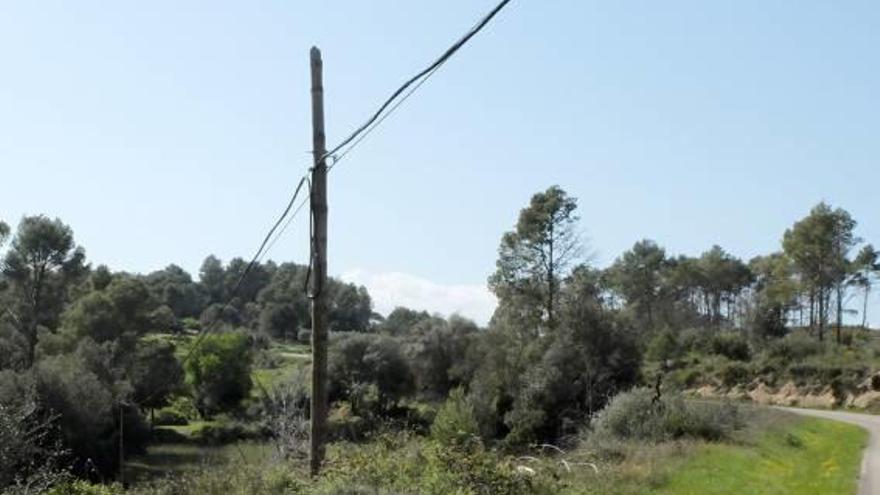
top-left (328, 62), bottom-right (443, 172)
top-left (177, 175), bottom-right (308, 363)
top-left (262, 186), bottom-right (310, 258)
top-left (139, 0), bottom-right (514, 409)
top-left (323, 0), bottom-right (513, 162)
top-left (139, 174), bottom-right (310, 407)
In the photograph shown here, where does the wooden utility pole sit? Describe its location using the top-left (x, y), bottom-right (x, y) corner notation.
top-left (118, 403), bottom-right (125, 486)
top-left (308, 45), bottom-right (329, 477)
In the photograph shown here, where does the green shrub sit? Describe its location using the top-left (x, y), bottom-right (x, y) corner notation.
top-left (678, 328), bottom-right (711, 353)
top-left (192, 421), bottom-right (264, 445)
top-left (404, 315), bottom-right (479, 397)
top-left (181, 317), bottom-right (201, 332)
top-left (163, 396), bottom-right (202, 422)
top-left (130, 340), bottom-right (184, 414)
top-left (153, 408), bottom-right (188, 426)
top-left (786, 363), bottom-right (868, 390)
top-left (34, 354), bottom-right (150, 476)
top-left (667, 368), bottom-right (703, 389)
top-left (788, 363), bottom-right (821, 384)
top-left (185, 331), bottom-right (253, 416)
top-left (590, 388), bottom-right (740, 444)
top-left (328, 333), bottom-right (415, 415)
top-left (719, 362), bottom-right (751, 387)
top-left (767, 334), bottom-right (824, 363)
top-left (319, 433), bottom-right (544, 495)
top-left (646, 329), bottom-right (681, 362)
top-left (431, 388), bottom-right (480, 448)
top-left (328, 402), bottom-right (371, 441)
top-left (476, 305), bottom-right (642, 446)
top-left (710, 332), bottom-right (751, 361)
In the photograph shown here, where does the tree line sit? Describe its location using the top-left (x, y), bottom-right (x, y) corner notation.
top-left (0, 215), bottom-right (374, 483)
top-left (0, 188), bottom-right (876, 490)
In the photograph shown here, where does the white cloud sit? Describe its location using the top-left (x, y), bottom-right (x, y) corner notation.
top-left (339, 269), bottom-right (497, 326)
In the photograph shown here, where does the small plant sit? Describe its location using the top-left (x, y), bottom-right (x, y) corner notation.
top-left (784, 432), bottom-right (804, 448)
top-left (431, 387), bottom-right (480, 448)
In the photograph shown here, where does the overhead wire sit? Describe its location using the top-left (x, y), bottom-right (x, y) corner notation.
top-left (262, 191), bottom-right (310, 259)
top-left (177, 175), bottom-right (308, 362)
top-left (139, 0), bottom-right (513, 409)
top-left (327, 62), bottom-right (443, 172)
top-left (139, 174), bottom-right (309, 407)
top-left (323, 0), bottom-right (513, 164)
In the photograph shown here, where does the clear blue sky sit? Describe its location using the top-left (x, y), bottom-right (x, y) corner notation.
top-left (2, 1), bottom-right (878, 323)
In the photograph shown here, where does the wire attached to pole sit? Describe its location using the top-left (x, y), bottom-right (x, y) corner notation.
top-left (323, 0), bottom-right (513, 163)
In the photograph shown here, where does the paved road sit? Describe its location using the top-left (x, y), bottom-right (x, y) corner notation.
top-left (779, 407), bottom-right (880, 495)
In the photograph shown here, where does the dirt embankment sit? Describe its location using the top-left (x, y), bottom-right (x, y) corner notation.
top-left (690, 372), bottom-right (880, 411)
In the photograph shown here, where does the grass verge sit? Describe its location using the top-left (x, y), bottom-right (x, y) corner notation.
top-left (653, 416), bottom-right (867, 495)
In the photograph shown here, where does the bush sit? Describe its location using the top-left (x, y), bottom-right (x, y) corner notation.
top-left (677, 328), bottom-right (713, 354)
top-left (591, 388), bottom-right (740, 443)
top-left (152, 408), bottom-right (188, 426)
top-left (830, 376), bottom-right (857, 406)
top-left (260, 372), bottom-right (310, 458)
top-left (767, 334), bottom-right (824, 363)
top-left (185, 331), bottom-right (253, 416)
top-left (431, 388), bottom-right (479, 448)
top-left (328, 333), bottom-right (414, 415)
top-left (34, 354), bottom-right (150, 476)
top-left (328, 403), bottom-right (370, 441)
top-left (130, 340), bottom-right (183, 413)
top-left (258, 303), bottom-right (301, 340)
top-left (317, 432), bottom-right (543, 495)
top-left (181, 317), bottom-right (201, 332)
top-left (404, 315), bottom-right (478, 397)
top-left (719, 362), bottom-right (751, 387)
top-left (646, 328), bottom-right (681, 362)
top-left (163, 396), bottom-right (201, 422)
top-left (192, 421), bottom-right (264, 445)
top-left (788, 363), bottom-right (821, 384)
top-left (0, 392), bottom-right (69, 494)
top-left (709, 332), bottom-right (751, 361)
top-left (667, 368), bottom-right (703, 389)
top-left (471, 303), bottom-right (642, 446)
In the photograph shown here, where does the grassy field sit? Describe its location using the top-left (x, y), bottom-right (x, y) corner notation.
top-left (653, 417), bottom-right (867, 495)
top-left (251, 341), bottom-right (310, 392)
top-left (125, 442), bottom-right (275, 484)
